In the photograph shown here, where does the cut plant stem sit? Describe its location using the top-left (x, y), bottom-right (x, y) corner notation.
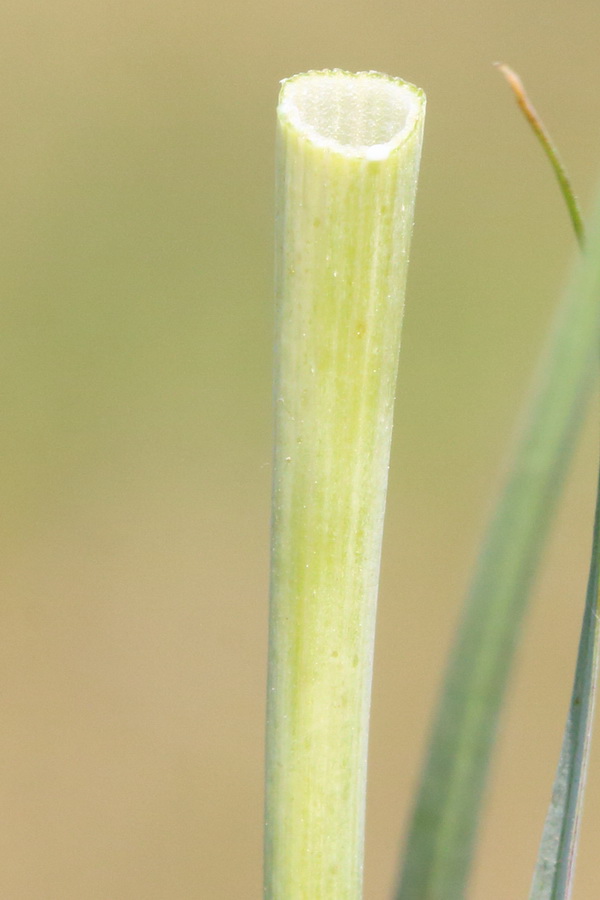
top-left (265, 70), bottom-right (425, 900)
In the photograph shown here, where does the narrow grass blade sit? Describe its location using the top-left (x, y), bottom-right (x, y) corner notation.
top-left (530, 469), bottom-right (600, 900)
top-left (266, 71), bottom-right (426, 900)
top-left (396, 190), bottom-right (600, 900)
top-left (494, 63), bottom-right (584, 248)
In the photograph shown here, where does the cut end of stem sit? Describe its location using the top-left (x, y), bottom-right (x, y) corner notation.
top-left (278, 69), bottom-right (425, 161)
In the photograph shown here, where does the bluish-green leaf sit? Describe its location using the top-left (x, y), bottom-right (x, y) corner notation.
top-left (529, 469), bottom-right (600, 900)
top-left (396, 191), bottom-right (600, 900)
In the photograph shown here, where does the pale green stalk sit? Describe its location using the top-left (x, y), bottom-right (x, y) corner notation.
top-left (265, 70), bottom-right (425, 900)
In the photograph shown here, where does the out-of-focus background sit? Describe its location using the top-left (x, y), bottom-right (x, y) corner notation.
top-left (1, 1), bottom-right (599, 897)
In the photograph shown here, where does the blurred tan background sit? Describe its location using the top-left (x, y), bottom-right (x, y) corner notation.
top-left (1, 0), bottom-right (599, 897)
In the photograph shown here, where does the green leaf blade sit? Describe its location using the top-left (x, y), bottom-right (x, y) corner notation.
top-left (495, 63), bottom-right (585, 249)
top-left (530, 470), bottom-right (600, 900)
top-left (396, 191), bottom-right (600, 900)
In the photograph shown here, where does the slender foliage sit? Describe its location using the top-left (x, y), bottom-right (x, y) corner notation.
top-left (530, 467), bottom-right (600, 900)
top-left (528, 199), bottom-right (600, 898)
top-left (495, 63), bottom-right (584, 249)
top-left (396, 73), bottom-right (598, 900)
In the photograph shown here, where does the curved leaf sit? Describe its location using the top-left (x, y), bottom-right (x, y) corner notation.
top-left (396, 190), bottom-right (600, 900)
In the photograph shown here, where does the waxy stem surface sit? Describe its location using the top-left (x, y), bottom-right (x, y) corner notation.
top-left (265, 70), bottom-right (425, 900)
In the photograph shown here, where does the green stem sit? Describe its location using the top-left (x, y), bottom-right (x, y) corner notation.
top-left (265, 70), bottom-right (425, 900)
